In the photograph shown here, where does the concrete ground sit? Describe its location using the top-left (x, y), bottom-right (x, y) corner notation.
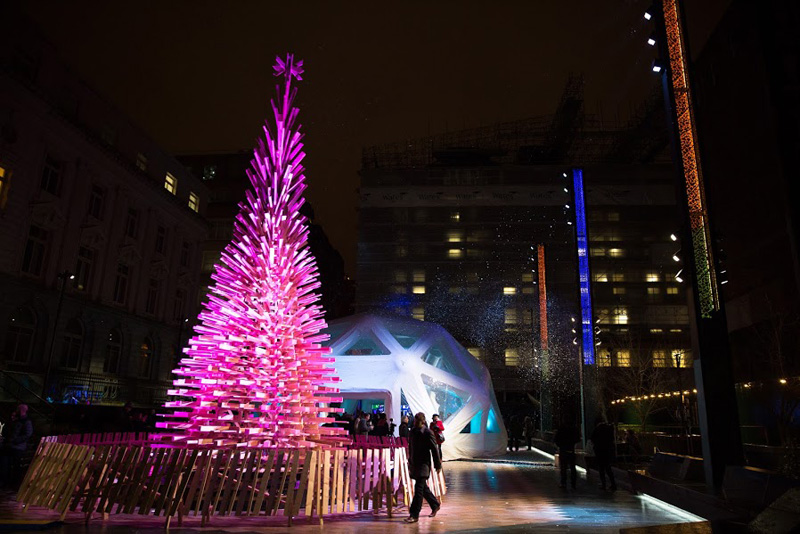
top-left (0, 450), bottom-right (706, 533)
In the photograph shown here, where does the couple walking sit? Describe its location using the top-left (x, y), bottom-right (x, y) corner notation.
top-left (404, 412), bottom-right (442, 523)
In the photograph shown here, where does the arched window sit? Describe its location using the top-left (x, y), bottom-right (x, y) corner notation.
top-left (5, 307), bottom-right (36, 363)
top-left (139, 337), bottom-right (154, 378)
top-left (103, 329), bottom-right (122, 374)
top-left (59, 318), bottom-right (83, 369)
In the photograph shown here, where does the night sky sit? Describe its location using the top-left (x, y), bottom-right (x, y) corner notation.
top-left (20, 0), bottom-right (729, 275)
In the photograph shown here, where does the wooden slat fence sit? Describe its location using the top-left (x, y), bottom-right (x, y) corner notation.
top-left (17, 434), bottom-right (444, 528)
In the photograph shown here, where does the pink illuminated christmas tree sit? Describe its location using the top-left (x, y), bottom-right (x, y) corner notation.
top-left (160, 54), bottom-right (347, 449)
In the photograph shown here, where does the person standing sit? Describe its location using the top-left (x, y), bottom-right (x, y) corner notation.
top-left (405, 412), bottom-right (442, 523)
top-left (388, 418), bottom-right (397, 437)
top-left (524, 416), bottom-right (535, 451)
top-left (591, 420), bottom-right (617, 491)
top-left (398, 416), bottom-right (410, 439)
top-left (374, 413), bottom-right (388, 437)
top-left (509, 415), bottom-right (523, 452)
top-left (430, 414), bottom-right (445, 460)
top-left (554, 419), bottom-right (580, 489)
top-left (0, 404), bottom-right (33, 487)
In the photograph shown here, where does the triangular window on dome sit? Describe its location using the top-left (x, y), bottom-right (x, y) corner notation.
top-left (400, 389), bottom-right (412, 418)
top-left (460, 410), bottom-right (483, 434)
top-left (340, 329), bottom-right (390, 355)
top-left (421, 343), bottom-right (469, 381)
top-left (486, 408), bottom-right (501, 433)
top-left (422, 374), bottom-right (471, 422)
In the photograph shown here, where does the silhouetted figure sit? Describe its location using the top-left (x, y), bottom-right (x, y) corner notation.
top-left (373, 413), bottom-right (389, 437)
top-left (0, 404), bottom-right (33, 487)
top-left (625, 429), bottom-right (641, 463)
top-left (119, 401), bottom-right (134, 432)
top-left (509, 415), bottom-right (523, 452)
top-left (554, 421), bottom-right (580, 489)
top-left (388, 418), bottom-right (397, 437)
top-left (398, 416), bottom-right (410, 439)
top-left (405, 412), bottom-right (442, 523)
top-left (591, 420), bottom-right (616, 491)
top-left (524, 416), bottom-right (535, 450)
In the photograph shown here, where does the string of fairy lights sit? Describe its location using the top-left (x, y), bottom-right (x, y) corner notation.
top-left (610, 376), bottom-right (799, 405)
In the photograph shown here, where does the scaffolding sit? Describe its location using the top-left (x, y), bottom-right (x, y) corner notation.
top-left (362, 78), bottom-right (668, 170)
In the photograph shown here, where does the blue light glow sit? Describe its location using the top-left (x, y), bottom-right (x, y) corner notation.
top-left (573, 168), bottom-right (595, 365)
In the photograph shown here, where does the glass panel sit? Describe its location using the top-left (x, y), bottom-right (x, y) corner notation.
top-left (420, 342), bottom-right (469, 380)
top-left (320, 321), bottom-right (352, 348)
top-left (340, 329), bottom-right (389, 355)
top-left (486, 408), bottom-right (501, 433)
top-left (460, 410), bottom-right (483, 434)
top-left (421, 374), bottom-right (470, 422)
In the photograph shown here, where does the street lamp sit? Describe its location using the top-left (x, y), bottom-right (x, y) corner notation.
top-left (42, 270), bottom-right (74, 399)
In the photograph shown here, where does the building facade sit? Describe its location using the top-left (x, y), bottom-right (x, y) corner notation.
top-left (0, 11), bottom-right (209, 407)
top-left (356, 111), bottom-right (694, 426)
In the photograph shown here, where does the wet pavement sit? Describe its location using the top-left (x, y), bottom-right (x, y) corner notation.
top-left (0, 450), bottom-right (705, 533)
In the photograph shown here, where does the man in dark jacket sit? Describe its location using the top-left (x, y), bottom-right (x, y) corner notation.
top-left (0, 404), bottom-right (33, 487)
top-left (398, 416), bottom-right (410, 438)
top-left (405, 412), bottom-right (442, 523)
top-left (590, 420), bottom-right (617, 491)
top-left (554, 419), bottom-right (580, 489)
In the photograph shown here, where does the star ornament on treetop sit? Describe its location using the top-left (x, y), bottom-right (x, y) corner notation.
top-left (273, 54), bottom-right (304, 82)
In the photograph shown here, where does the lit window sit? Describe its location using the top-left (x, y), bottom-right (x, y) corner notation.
top-left (412, 285), bottom-right (425, 294)
top-left (667, 287), bottom-right (679, 295)
top-left (413, 270), bottom-right (425, 282)
top-left (609, 248), bottom-right (625, 257)
top-left (188, 192), bottom-right (199, 212)
top-left (504, 308), bottom-right (518, 324)
top-left (467, 348), bottom-right (482, 360)
top-left (669, 328), bottom-right (682, 333)
top-left (522, 287), bottom-right (535, 294)
top-left (412, 307), bottom-right (425, 321)
top-left (590, 247), bottom-right (606, 257)
top-left (451, 211), bottom-right (460, 222)
top-left (612, 273), bottom-right (625, 282)
top-left (608, 212), bottom-right (620, 221)
top-left (522, 273), bottom-right (534, 282)
top-left (648, 287), bottom-right (661, 295)
top-left (613, 287), bottom-right (626, 295)
top-left (672, 350), bottom-right (691, 368)
top-left (394, 271), bottom-right (407, 283)
top-left (594, 273), bottom-right (608, 282)
top-left (616, 350), bottom-right (631, 367)
top-left (646, 272), bottom-right (661, 282)
top-left (392, 286), bottom-right (406, 294)
top-left (650, 328), bottom-right (663, 334)
top-left (164, 172), bottom-right (177, 194)
top-left (447, 230), bottom-right (463, 242)
top-left (653, 350), bottom-right (668, 368)
top-left (135, 153), bottom-right (148, 171)
top-left (613, 307), bottom-right (628, 324)
top-left (597, 351), bottom-right (612, 367)
top-left (504, 348), bottom-right (519, 367)
top-left (448, 249), bottom-right (463, 259)
top-left (503, 287), bottom-right (517, 295)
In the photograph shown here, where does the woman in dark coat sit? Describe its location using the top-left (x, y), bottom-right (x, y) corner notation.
top-left (405, 412), bottom-right (442, 523)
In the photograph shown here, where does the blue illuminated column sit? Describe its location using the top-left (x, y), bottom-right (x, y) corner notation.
top-left (573, 168), bottom-right (595, 365)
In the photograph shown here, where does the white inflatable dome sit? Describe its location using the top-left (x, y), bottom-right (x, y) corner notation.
top-left (322, 313), bottom-right (507, 459)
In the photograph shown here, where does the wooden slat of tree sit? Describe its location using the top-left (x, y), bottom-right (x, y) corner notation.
top-left (263, 449), bottom-right (284, 515)
top-left (139, 447), bottom-right (169, 515)
top-left (197, 448), bottom-right (226, 520)
top-left (252, 448), bottom-right (276, 516)
top-left (35, 443), bottom-right (71, 508)
top-left (164, 449), bottom-right (199, 522)
top-left (347, 451), bottom-right (357, 512)
top-left (53, 445), bottom-right (94, 518)
top-left (16, 442), bottom-right (50, 505)
top-left (320, 449), bottom-right (331, 516)
top-left (282, 449), bottom-right (301, 523)
top-left (180, 449), bottom-right (210, 518)
top-left (80, 445), bottom-right (114, 516)
top-left (226, 449), bottom-right (249, 516)
top-left (357, 448), bottom-right (365, 511)
top-left (218, 449), bottom-right (241, 516)
top-left (272, 449), bottom-right (294, 516)
top-left (121, 446), bottom-right (156, 515)
top-left (335, 450), bottom-right (345, 514)
top-left (235, 449), bottom-right (259, 516)
top-left (154, 448), bottom-right (188, 517)
top-left (303, 449), bottom-right (318, 521)
top-left (209, 448), bottom-right (235, 518)
top-left (104, 446), bottom-right (143, 515)
top-left (69, 445), bottom-right (106, 512)
top-left (93, 445), bottom-right (130, 514)
top-left (290, 449), bottom-right (312, 518)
